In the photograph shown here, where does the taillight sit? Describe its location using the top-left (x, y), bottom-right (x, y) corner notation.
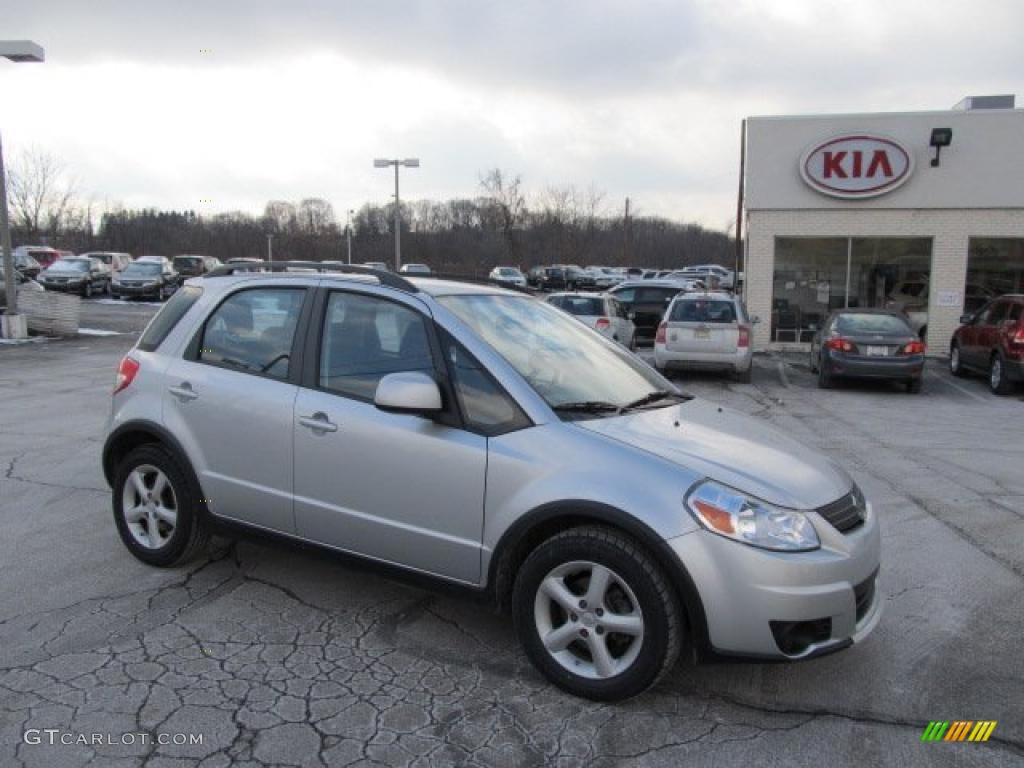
top-left (737, 324), bottom-right (750, 348)
top-left (114, 356), bottom-right (140, 394)
top-left (900, 340), bottom-right (926, 355)
top-left (655, 322), bottom-right (667, 344)
top-left (1010, 326), bottom-right (1024, 345)
top-left (824, 337), bottom-right (858, 353)
top-left (595, 317), bottom-right (611, 331)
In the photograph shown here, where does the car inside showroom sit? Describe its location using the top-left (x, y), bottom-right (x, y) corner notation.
top-left (741, 95), bottom-right (1024, 355)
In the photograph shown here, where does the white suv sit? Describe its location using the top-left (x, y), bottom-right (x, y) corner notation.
top-left (654, 292), bottom-right (754, 381)
top-left (102, 262), bottom-right (880, 701)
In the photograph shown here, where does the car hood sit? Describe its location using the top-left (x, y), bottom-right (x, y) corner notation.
top-left (576, 398), bottom-right (851, 509)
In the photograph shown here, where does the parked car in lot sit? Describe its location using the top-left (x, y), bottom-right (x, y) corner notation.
top-left (102, 264), bottom-right (880, 701)
top-left (676, 265), bottom-right (735, 290)
top-left (654, 292), bottom-right (753, 381)
top-left (172, 254), bottom-right (221, 277)
top-left (82, 251), bottom-right (133, 274)
top-left (111, 260), bottom-right (180, 301)
top-left (527, 266), bottom-right (568, 291)
top-left (585, 266), bottom-right (621, 289)
top-left (0, 269), bottom-right (44, 309)
top-left (13, 245), bottom-right (60, 273)
top-left (38, 256), bottom-right (112, 297)
top-left (607, 281), bottom-right (687, 345)
top-left (12, 250), bottom-right (42, 280)
top-left (809, 309), bottom-right (925, 392)
top-left (361, 261), bottom-right (390, 272)
top-left (489, 266), bottom-right (527, 288)
top-left (399, 263), bottom-right (432, 275)
top-left (546, 291), bottom-right (636, 349)
top-left (949, 294), bottom-right (1024, 395)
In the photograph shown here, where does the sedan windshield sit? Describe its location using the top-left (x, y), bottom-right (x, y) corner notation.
top-left (121, 263), bottom-right (162, 276)
top-left (49, 259), bottom-right (89, 271)
top-left (439, 294), bottom-right (674, 412)
top-left (836, 313), bottom-right (912, 335)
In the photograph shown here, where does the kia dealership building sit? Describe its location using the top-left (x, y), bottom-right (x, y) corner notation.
top-left (742, 96), bottom-right (1024, 356)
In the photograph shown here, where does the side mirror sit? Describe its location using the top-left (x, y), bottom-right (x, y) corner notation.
top-left (374, 371), bottom-right (443, 416)
top-left (959, 314), bottom-right (973, 324)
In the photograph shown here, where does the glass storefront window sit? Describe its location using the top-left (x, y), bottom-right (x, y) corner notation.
top-left (967, 238), bottom-right (1023, 312)
top-left (772, 238), bottom-right (847, 342)
top-left (773, 237), bottom-right (932, 342)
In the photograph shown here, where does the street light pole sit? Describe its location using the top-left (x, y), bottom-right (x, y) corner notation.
top-left (267, 234), bottom-right (273, 263)
top-left (0, 40), bottom-right (45, 339)
top-left (374, 157), bottom-right (419, 272)
top-left (346, 209), bottom-right (354, 265)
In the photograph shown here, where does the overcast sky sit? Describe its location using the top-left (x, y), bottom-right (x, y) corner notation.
top-left (2, 0), bottom-right (1021, 229)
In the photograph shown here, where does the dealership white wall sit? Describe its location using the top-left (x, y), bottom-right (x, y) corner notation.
top-left (743, 106), bottom-right (1024, 355)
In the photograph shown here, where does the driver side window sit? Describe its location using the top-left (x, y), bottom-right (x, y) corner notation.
top-left (199, 288), bottom-right (305, 380)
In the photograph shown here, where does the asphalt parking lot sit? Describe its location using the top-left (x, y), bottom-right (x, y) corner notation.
top-left (1, 299), bottom-right (1022, 767)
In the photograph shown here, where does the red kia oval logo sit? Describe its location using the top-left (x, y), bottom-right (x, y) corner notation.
top-left (800, 135), bottom-right (913, 199)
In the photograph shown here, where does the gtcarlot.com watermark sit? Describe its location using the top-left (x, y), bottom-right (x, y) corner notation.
top-left (24, 729), bottom-right (203, 747)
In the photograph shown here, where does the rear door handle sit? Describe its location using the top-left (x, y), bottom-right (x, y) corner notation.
top-left (298, 412), bottom-right (338, 433)
top-left (168, 382), bottom-right (199, 401)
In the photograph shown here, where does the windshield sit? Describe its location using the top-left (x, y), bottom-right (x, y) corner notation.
top-left (50, 259), bottom-right (89, 271)
top-left (122, 263), bottom-right (162, 276)
top-left (438, 294), bottom-right (669, 411)
top-left (174, 257), bottom-right (202, 267)
top-left (836, 313), bottom-right (912, 335)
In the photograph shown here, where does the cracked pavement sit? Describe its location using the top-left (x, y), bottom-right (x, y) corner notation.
top-left (0, 301), bottom-right (1022, 767)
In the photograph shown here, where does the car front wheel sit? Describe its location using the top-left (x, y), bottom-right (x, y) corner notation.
top-left (950, 343), bottom-right (965, 377)
top-left (512, 526), bottom-right (682, 701)
top-left (112, 444), bottom-right (210, 566)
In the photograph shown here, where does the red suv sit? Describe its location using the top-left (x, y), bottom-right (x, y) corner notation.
top-left (950, 295), bottom-right (1024, 394)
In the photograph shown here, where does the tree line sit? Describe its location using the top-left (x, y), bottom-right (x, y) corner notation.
top-left (8, 152), bottom-right (737, 274)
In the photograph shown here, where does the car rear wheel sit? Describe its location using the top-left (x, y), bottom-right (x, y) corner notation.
top-left (734, 366), bottom-right (752, 383)
top-left (512, 526), bottom-right (682, 701)
top-left (906, 378), bottom-right (922, 394)
top-left (949, 344), bottom-right (966, 377)
top-left (113, 444), bottom-right (210, 566)
top-left (817, 359), bottom-right (833, 389)
top-left (989, 354), bottom-right (1014, 395)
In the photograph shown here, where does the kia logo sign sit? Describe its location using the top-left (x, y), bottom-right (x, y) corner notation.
top-left (800, 135), bottom-right (913, 199)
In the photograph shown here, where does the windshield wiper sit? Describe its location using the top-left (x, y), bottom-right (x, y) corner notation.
top-left (552, 401), bottom-right (619, 414)
top-left (616, 389), bottom-right (686, 414)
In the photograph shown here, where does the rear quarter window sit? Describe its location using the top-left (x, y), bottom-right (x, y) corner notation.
top-left (137, 285), bottom-right (203, 352)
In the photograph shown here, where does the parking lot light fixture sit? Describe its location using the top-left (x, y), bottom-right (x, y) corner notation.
top-left (0, 40), bottom-right (45, 338)
top-left (373, 157), bottom-right (420, 271)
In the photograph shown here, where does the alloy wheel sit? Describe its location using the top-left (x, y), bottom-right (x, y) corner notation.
top-left (951, 346), bottom-right (960, 373)
top-left (533, 560), bottom-right (644, 680)
top-left (990, 358), bottom-right (1002, 390)
top-left (121, 464), bottom-right (178, 549)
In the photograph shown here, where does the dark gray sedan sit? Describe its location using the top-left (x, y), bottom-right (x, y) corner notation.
top-left (809, 309), bottom-right (925, 393)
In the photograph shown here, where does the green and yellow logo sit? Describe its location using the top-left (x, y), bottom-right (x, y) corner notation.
top-left (921, 721), bottom-right (997, 742)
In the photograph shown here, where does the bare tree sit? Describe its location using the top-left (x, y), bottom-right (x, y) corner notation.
top-left (479, 168), bottom-right (526, 261)
top-left (262, 200), bottom-right (297, 233)
top-left (297, 198), bottom-right (336, 235)
top-left (8, 147), bottom-right (80, 239)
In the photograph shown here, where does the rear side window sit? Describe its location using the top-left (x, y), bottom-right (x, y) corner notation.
top-left (199, 288), bottom-right (305, 380)
top-left (670, 300), bottom-right (737, 324)
top-left (611, 287), bottom-right (636, 303)
top-left (138, 285), bottom-right (203, 352)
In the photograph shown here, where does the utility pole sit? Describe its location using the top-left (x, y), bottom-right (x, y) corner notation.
top-left (346, 209), bottom-right (354, 264)
top-left (267, 234), bottom-right (273, 263)
top-left (623, 196), bottom-right (631, 266)
top-left (735, 119), bottom-right (746, 293)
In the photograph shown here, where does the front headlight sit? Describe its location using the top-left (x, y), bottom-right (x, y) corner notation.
top-left (685, 480), bottom-right (820, 552)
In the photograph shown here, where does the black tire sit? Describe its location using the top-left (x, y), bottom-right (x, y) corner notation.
top-left (84, 281), bottom-right (93, 298)
top-left (112, 444), bottom-right (210, 567)
top-left (949, 343), bottom-right (966, 377)
top-left (989, 353), bottom-right (1014, 395)
top-left (734, 366), bottom-right (752, 384)
top-left (809, 348), bottom-right (818, 373)
top-left (817, 360), bottom-right (833, 389)
top-left (906, 378), bottom-right (922, 394)
top-left (512, 526), bottom-right (682, 702)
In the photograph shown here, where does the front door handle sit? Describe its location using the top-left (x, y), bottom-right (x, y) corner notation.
top-left (168, 382), bottom-right (198, 401)
top-left (298, 412), bottom-right (338, 433)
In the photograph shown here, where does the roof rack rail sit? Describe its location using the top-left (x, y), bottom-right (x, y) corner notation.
top-left (203, 260), bottom-right (418, 292)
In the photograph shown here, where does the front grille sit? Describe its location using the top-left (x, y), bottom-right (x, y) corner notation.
top-left (816, 492), bottom-right (865, 533)
top-left (854, 571), bottom-right (877, 623)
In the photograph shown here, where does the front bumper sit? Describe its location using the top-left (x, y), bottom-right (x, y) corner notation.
top-left (40, 280), bottom-right (87, 293)
top-left (826, 351), bottom-right (923, 380)
top-left (666, 501), bottom-right (882, 659)
top-left (112, 283), bottom-right (161, 298)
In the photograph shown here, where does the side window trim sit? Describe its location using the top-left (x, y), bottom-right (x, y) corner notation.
top-left (184, 285), bottom-right (312, 386)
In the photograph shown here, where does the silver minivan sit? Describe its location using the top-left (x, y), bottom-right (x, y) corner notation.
top-left (102, 264), bottom-right (880, 701)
